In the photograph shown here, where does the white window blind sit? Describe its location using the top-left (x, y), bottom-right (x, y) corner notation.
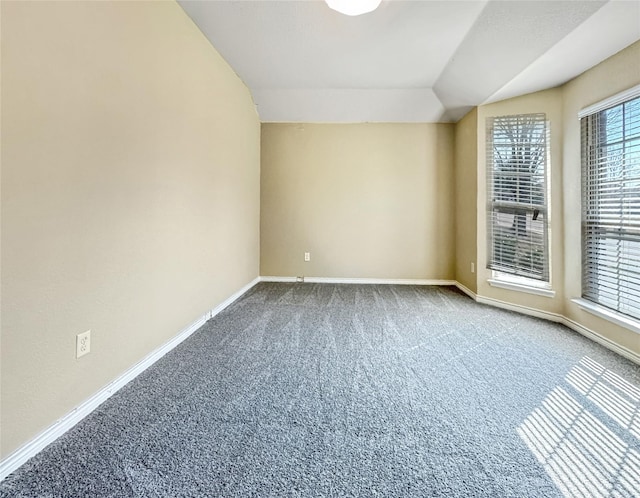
top-left (581, 94), bottom-right (640, 320)
top-left (487, 114), bottom-right (549, 281)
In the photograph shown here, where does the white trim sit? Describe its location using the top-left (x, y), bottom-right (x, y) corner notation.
top-left (571, 298), bottom-right (640, 336)
top-left (475, 294), bottom-right (639, 366)
top-left (303, 277), bottom-right (456, 286)
top-left (475, 295), bottom-right (564, 323)
top-left (0, 277), bottom-right (260, 482)
top-left (562, 316), bottom-right (640, 365)
top-left (455, 281), bottom-right (477, 300)
top-left (259, 276), bottom-right (298, 283)
top-left (578, 83), bottom-right (640, 118)
top-left (260, 276), bottom-right (456, 286)
top-left (487, 278), bottom-right (556, 298)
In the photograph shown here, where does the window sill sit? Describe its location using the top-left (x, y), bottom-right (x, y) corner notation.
top-left (571, 298), bottom-right (640, 336)
top-left (488, 278), bottom-right (555, 298)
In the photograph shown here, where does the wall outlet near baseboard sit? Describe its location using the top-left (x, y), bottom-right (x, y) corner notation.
top-left (304, 252), bottom-right (310, 262)
top-left (76, 330), bottom-right (91, 358)
top-left (471, 262), bottom-right (475, 273)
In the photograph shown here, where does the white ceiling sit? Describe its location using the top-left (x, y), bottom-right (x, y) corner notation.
top-left (178, 0), bottom-right (640, 123)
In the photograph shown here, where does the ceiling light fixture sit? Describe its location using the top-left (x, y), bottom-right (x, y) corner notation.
top-left (325, 0), bottom-right (382, 16)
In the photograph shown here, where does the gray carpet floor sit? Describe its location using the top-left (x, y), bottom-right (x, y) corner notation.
top-left (1, 283), bottom-right (639, 497)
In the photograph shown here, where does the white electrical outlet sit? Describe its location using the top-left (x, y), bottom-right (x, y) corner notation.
top-left (471, 262), bottom-right (475, 273)
top-left (76, 330), bottom-right (91, 358)
top-left (304, 252), bottom-right (311, 262)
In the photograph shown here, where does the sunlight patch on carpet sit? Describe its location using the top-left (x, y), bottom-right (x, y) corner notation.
top-left (518, 357), bottom-right (640, 498)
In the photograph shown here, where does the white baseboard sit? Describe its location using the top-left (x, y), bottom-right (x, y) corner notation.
top-left (0, 277), bottom-right (260, 482)
top-left (259, 276), bottom-right (298, 283)
top-left (475, 294), bottom-right (565, 323)
top-left (475, 293), bottom-right (639, 365)
top-left (561, 316), bottom-right (640, 365)
top-left (454, 282), bottom-right (477, 300)
top-left (260, 276), bottom-right (456, 286)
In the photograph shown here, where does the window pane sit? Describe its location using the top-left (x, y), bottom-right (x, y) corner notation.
top-left (625, 98), bottom-right (640, 139)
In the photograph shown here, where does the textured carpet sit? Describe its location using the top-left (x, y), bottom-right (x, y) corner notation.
top-left (1, 283), bottom-right (639, 497)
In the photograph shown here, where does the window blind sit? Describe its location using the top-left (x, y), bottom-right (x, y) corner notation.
top-left (581, 95), bottom-right (640, 320)
top-left (487, 114), bottom-right (549, 281)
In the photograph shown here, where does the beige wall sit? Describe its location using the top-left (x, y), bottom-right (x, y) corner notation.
top-left (454, 108), bottom-right (478, 293)
top-left (562, 41), bottom-right (640, 354)
top-left (1, 0), bottom-right (260, 458)
top-left (476, 89), bottom-right (565, 315)
top-left (261, 123), bottom-right (455, 280)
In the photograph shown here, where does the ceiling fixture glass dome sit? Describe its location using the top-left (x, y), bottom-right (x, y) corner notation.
top-left (325, 0), bottom-right (382, 16)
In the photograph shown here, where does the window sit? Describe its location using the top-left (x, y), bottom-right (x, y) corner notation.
top-left (487, 114), bottom-right (550, 282)
top-left (581, 89), bottom-right (640, 321)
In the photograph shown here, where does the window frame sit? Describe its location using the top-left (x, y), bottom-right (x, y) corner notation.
top-left (486, 113), bottom-right (551, 285)
top-left (580, 84), bottom-right (640, 324)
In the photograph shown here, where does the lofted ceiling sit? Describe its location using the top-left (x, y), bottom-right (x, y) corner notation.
top-left (178, 0), bottom-right (640, 123)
